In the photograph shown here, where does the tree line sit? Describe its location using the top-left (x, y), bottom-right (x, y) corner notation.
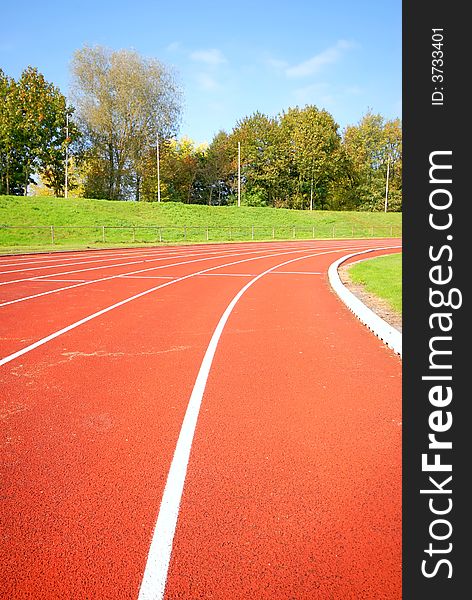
top-left (1, 46), bottom-right (401, 211)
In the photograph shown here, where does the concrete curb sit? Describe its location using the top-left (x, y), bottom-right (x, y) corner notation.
top-left (328, 247), bottom-right (402, 358)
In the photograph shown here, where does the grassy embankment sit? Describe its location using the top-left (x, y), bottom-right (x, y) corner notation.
top-left (348, 253), bottom-right (402, 315)
top-left (0, 195), bottom-right (402, 252)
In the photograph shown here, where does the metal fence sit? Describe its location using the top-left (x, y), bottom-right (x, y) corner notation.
top-left (0, 224), bottom-right (402, 247)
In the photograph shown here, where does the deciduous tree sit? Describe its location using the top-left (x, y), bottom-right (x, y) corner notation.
top-left (71, 45), bottom-right (182, 200)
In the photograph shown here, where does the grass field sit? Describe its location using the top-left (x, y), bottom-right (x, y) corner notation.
top-left (348, 253), bottom-right (402, 315)
top-left (0, 195), bottom-right (402, 251)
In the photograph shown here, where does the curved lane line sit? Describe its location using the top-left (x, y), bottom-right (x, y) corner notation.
top-left (0, 241), bottom-right (315, 287)
top-left (0, 244), bottom-right (321, 306)
top-left (328, 247), bottom-right (402, 357)
top-left (0, 245), bottom-right (364, 367)
top-left (137, 247), bottom-right (365, 600)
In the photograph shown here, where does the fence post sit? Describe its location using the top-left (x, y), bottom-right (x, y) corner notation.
top-left (206, 227), bottom-right (209, 241)
top-left (159, 228), bottom-right (162, 243)
top-left (102, 226), bottom-right (105, 243)
top-left (312, 226), bottom-right (315, 239)
top-left (50, 225), bottom-right (55, 245)
top-left (390, 225), bottom-right (393, 237)
top-left (229, 227), bottom-right (232, 240)
top-left (293, 227), bottom-right (296, 238)
top-left (371, 226), bottom-right (374, 237)
top-left (184, 226), bottom-right (187, 241)
top-left (251, 225), bottom-right (254, 240)
top-left (332, 226), bottom-right (335, 238)
top-left (272, 226), bottom-right (275, 239)
top-left (132, 227), bottom-right (136, 243)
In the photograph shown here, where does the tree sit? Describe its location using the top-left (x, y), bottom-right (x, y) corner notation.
top-left (0, 67), bottom-right (74, 196)
top-left (0, 69), bottom-right (21, 195)
top-left (71, 45), bottom-right (182, 200)
top-left (230, 112), bottom-right (281, 206)
top-left (201, 130), bottom-right (235, 205)
top-left (159, 137), bottom-right (205, 203)
top-left (279, 106), bottom-right (344, 209)
top-left (342, 111), bottom-right (402, 211)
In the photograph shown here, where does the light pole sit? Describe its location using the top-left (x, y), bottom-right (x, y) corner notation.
top-left (156, 131), bottom-right (161, 203)
top-left (237, 141), bottom-right (241, 207)
top-left (65, 112), bottom-right (69, 199)
top-left (384, 155), bottom-right (390, 212)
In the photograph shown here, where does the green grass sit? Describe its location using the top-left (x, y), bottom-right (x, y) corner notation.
top-left (348, 253), bottom-right (402, 315)
top-left (0, 195), bottom-right (402, 251)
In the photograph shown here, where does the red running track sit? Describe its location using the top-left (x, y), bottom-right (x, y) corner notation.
top-left (0, 240), bottom-right (402, 599)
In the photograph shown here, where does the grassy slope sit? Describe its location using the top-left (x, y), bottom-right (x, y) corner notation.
top-left (0, 195), bottom-right (402, 250)
top-left (348, 253), bottom-right (402, 314)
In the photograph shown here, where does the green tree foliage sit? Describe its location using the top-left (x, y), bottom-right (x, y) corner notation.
top-left (71, 45), bottom-right (182, 201)
top-left (202, 130), bottom-right (237, 205)
top-left (278, 106), bottom-right (346, 209)
top-left (343, 111), bottom-right (402, 211)
top-left (230, 112), bottom-right (280, 206)
top-left (0, 69), bottom-right (21, 194)
top-left (0, 67), bottom-right (74, 196)
top-left (134, 105), bottom-right (401, 211)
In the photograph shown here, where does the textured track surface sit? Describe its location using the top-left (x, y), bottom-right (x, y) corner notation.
top-left (0, 240), bottom-right (401, 599)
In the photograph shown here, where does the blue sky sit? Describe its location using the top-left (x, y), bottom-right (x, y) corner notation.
top-left (0, 0), bottom-right (401, 145)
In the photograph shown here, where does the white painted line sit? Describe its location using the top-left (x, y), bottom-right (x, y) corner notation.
top-left (0, 245), bottom-right (318, 307)
top-left (0, 242), bottom-right (310, 287)
top-left (118, 275), bottom-right (177, 280)
top-left (268, 270), bottom-right (322, 275)
top-left (1, 241), bottom-right (371, 307)
top-left (29, 278), bottom-right (88, 283)
top-left (0, 244), bottom-right (372, 368)
top-left (197, 273), bottom-right (254, 277)
top-left (136, 246), bottom-right (376, 600)
top-left (0, 244), bottom-right (230, 272)
top-left (0, 245), bottom-right (357, 366)
top-left (327, 247), bottom-right (402, 357)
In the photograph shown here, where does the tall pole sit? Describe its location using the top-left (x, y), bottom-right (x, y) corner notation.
top-left (237, 141), bottom-right (241, 207)
top-left (65, 112), bottom-right (69, 199)
top-left (156, 131), bottom-right (161, 203)
top-left (310, 160), bottom-right (314, 211)
top-left (384, 155), bottom-right (390, 212)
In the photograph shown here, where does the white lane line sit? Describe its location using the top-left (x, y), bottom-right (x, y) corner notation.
top-left (28, 278), bottom-right (88, 283)
top-left (0, 238), bottom-right (372, 271)
top-left (136, 248), bottom-right (351, 600)
top-left (0, 245), bottom-right (227, 273)
top-left (0, 248), bottom-right (180, 268)
top-left (118, 275), bottom-right (177, 280)
top-left (268, 270), bottom-right (322, 275)
top-left (0, 240), bottom-right (365, 307)
top-left (0, 244), bottom-right (370, 367)
top-left (0, 241), bottom-right (311, 270)
top-left (197, 273), bottom-right (254, 277)
top-left (0, 245), bottom-right (321, 308)
top-left (0, 242), bottom-right (312, 287)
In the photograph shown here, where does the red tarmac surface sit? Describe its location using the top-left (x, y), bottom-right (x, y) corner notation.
top-left (0, 240), bottom-right (402, 599)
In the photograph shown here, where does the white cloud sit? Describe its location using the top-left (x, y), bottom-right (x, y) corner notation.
top-left (292, 82), bottom-right (331, 104)
top-left (190, 48), bottom-right (227, 66)
top-left (195, 72), bottom-right (221, 91)
top-left (263, 56), bottom-right (289, 70)
top-left (165, 41), bottom-right (182, 53)
top-left (286, 40), bottom-right (355, 78)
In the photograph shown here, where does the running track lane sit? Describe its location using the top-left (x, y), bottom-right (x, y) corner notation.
top-left (0, 241), bottom-right (401, 599)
